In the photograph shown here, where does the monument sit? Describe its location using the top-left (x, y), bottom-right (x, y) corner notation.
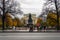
top-left (28, 13), bottom-right (33, 32)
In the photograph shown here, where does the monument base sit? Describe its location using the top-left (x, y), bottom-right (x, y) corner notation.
top-left (27, 24), bottom-right (33, 32)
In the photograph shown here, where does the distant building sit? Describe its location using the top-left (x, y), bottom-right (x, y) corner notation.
top-left (23, 14), bottom-right (37, 25)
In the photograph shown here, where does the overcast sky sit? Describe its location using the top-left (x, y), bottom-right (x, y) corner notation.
top-left (15, 0), bottom-right (46, 17)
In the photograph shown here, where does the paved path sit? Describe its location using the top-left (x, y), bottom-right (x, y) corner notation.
top-left (0, 33), bottom-right (60, 40)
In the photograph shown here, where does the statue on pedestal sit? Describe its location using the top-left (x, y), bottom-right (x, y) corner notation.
top-left (28, 13), bottom-right (33, 32)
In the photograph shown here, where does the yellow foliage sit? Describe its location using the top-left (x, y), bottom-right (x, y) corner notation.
top-left (13, 19), bottom-right (17, 26)
top-left (36, 18), bottom-right (42, 24)
top-left (47, 12), bottom-right (57, 20)
top-left (0, 18), bottom-right (2, 27)
top-left (5, 13), bottom-right (13, 27)
top-left (47, 12), bottom-right (60, 26)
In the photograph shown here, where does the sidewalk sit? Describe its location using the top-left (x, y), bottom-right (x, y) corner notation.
top-left (0, 30), bottom-right (60, 33)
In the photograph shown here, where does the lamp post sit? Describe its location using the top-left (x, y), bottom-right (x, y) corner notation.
top-left (54, 0), bottom-right (60, 30)
top-left (2, 0), bottom-right (5, 31)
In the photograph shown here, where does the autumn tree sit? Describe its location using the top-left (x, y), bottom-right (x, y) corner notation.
top-left (13, 18), bottom-right (17, 27)
top-left (36, 18), bottom-right (43, 25)
top-left (5, 13), bottom-right (13, 28)
top-left (47, 12), bottom-right (60, 27)
top-left (0, 0), bottom-right (23, 30)
top-left (40, 0), bottom-right (60, 30)
top-left (0, 15), bottom-right (2, 27)
top-left (14, 17), bottom-right (22, 27)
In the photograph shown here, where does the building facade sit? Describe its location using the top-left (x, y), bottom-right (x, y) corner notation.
top-left (23, 14), bottom-right (37, 26)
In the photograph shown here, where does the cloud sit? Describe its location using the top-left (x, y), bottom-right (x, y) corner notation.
top-left (16, 0), bottom-right (46, 17)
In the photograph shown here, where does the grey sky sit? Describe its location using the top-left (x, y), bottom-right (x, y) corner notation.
top-left (15, 0), bottom-right (46, 17)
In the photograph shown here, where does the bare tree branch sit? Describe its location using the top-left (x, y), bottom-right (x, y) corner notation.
top-left (0, 7), bottom-right (3, 10)
top-left (0, 0), bottom-right (23, 16)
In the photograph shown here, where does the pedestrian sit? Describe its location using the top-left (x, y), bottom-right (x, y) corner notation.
top-left (13, 26), bottom-right (16, 31)
top-left (36, 23), bottom-right (40, 32)
top-left (43, 25), bottom-right (46, 32)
